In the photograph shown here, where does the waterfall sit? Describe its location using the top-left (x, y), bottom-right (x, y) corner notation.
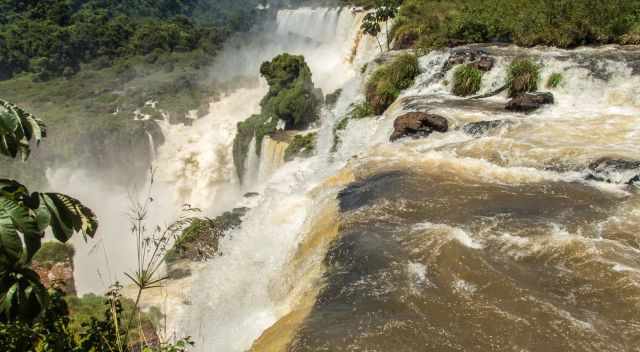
top-left (257, 136), bottom-right (289, 183)
top-left (145, 131), bottom-right (157, 160)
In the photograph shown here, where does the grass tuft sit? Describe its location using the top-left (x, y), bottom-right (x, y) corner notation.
top-left (507, 58), bottom-right (541, 97)
top-left (452, 65), bottom-right (482, 97)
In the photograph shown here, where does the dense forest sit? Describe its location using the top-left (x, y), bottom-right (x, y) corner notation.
top-left (0, 0), bottom-right (264, 81)
top-left (347, 0), bottom-right (640, 49)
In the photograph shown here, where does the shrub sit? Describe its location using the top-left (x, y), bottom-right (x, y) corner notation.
top-left (284, 133), bottom-right (317, 161)
top-left (507, 58), bottom-right (541, 97)
top-left (546, 73), bottom-right (563, 89)
top-left (366, 53), bottom-right (420, 114)
top-left (32, 242), bottom-right (75, 265)
top-left (452, 65), bottom-right (482, 97)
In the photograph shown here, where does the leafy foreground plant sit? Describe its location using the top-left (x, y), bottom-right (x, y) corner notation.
top-left (0, 99), bottom-right (194, 351)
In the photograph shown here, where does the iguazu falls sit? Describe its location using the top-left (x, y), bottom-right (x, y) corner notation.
top-left (1, 1), bottom-right (640, 351)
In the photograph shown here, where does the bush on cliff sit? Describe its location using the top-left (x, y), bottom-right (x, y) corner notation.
top-left (366, 53), bottom-right (420, 115)
top-left (233, 53), bottom-right (320, 182)
top-left (452, 64), bottom-right (482, 97)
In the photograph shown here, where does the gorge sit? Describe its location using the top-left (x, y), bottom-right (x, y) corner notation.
top-left (2, 2), bottom-right (640, 352)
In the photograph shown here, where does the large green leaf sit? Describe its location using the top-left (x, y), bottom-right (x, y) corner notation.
top-left (0, 198), bottom-right (25, 264)
top-left (0, 99), bottom-right (46, 161)
top-left (40, 193), bottom-right (98, 242)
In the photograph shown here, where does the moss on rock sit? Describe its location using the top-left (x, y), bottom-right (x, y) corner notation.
top-left (284, 133), bottom-right (317, 161)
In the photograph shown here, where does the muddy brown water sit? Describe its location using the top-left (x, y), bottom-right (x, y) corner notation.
top-left (284, 167), bottom-right (640, 352)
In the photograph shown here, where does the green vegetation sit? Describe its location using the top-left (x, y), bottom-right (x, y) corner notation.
top-left (32, 242), bottom-right (75, 266)
top-left (366, 53), bottom-right (420, 115)
top-left (361, 1), bottom-right (401, 52)
top-left (284, 133), bottom-right (317, 161)
top-left (388, 0), bottom-right (640, 50)
top-left (546, 72), bottom-right (563, 89)
top-left (507, 58), bottom-right (541, 97)
top-left (0, 0), bottom-right (268, 187)
top-left (452, 64), bottom-right (482, 97)
top-left (233, 53), bottom-right (321, 182)
top-left (1, 100), bottom-right (193, 351)
top-left (0, 0), bottom-right (261, 81)
top-left (165, 208), bottom-right (245, 265)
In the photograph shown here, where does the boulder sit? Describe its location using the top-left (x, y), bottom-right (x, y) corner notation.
top-left (586, 158), bottom-right (640, 185)
top-left (390, 112), bottom-right (449, 142)
top-left (506, 92), bottom-right (554, 113)
top-left (469, 56), bottom-right (495, 72)
top-left (462, 120), bottom-right (512, 137)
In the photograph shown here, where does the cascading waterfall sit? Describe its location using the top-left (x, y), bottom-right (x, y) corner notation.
top-left (46, 3), bottom-right (640, 351)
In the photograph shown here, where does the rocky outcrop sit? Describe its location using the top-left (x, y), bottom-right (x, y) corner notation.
top-left (462, 120), bottom-right (512, 137)
top-left (165, 207), bottom-right (248, 277)
top-left (32, 260), bottom-right (76, 295)
top-left (585, 158), bottom-right (640, 185)
top-left (390, 112), bottom-right (448, 141)
top-left (506, 92), bottom-right (554, 112)
top-left (444, 48), bottom-right (494, 72)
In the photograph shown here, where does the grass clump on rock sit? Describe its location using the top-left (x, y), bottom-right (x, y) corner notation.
top-left (284, 133), bottom-right (317, 161)
top-left (232, 53), bottom-right (321, 182)
top-left (452, 64), bottom-right (483, 97)
top-left (164, 208), bottom-right (246, 266)
top-left (507, 58), bottom-right (541, 97)
top-left (546, 73), bottom-right (563, 89)
top-left (366, 53), bottom-right (420, 115)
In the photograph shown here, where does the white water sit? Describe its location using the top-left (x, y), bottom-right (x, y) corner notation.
top-left (153, 8), bottom-right (381, 351)
top-left (40, 5), bottom-right (640, 351)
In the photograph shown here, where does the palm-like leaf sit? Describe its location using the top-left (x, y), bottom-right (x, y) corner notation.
top-left (0, 98), bottom-right (46, 161)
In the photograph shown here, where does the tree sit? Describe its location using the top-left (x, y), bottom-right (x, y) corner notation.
top-left (360, 0), bottom-right (401, 52)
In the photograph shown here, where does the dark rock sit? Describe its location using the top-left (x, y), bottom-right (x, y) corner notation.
top-left (462, 120), bottom-right (512, 137)
top-left (506, 92), bottom-right (554, 113)
top-left (390, 112), bottom-right (448, 142)
top-left (166, 266), bottom-right (191, 280)
top-left (443, 48), bottom-right (489, 72)
top-left (232, 207), bottom-right (250, 216)
top-left (586, 158), bottom-right (640, 185)
top-left (244, 192), bottom-right (260, 198)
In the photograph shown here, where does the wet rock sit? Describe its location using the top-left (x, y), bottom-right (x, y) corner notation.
top-left (586, 158), bottom-right (640, 185)
top-left (506, 92), bottom-right (554, 112)
top-left (469, 56), bottom-right (495, 72)
top-left (390, 112), bottom-right (449, 141)
top-left (244, 192), bottom-right (260, 198)
top-left (462, 120), bottom-right (512, 137)
top-left (443, 48), bottom-right (492, 72)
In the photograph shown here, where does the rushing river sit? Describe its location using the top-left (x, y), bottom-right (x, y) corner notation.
top-left (47, 6), bottom-right (640, 352)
